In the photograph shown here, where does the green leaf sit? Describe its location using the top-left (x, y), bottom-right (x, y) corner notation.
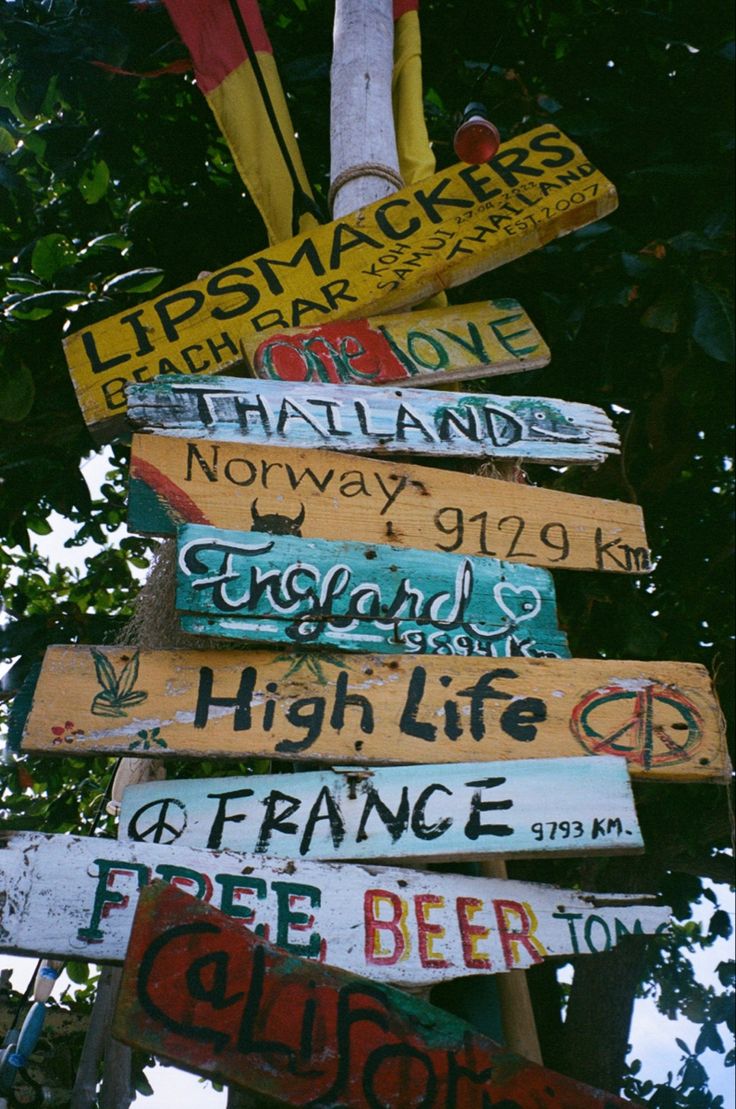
top-left (84, 233), bottom-right (131, 253)
top-left (717, 960), bottom-right (735, 987)
top-left (0, 361), bottom-right (35, 421)
top-left (90, 648), bottom-right (119, 695)
top-left (27, 516), bottom-right (52, 536)
top-left (134, 1072), bottom-right (154, 1097)
top-left (66, 961), bottom-right (90, 985)
top-left (641, 288), bottom-right (681, 333)
top-left (0, 126), bottom-right (16, 154)
top-left (91, 698), bottom-right (126, 718)
top-left (7, 289), bottom-right (86, 319)
top-left (78, 160), bottom-right (110, 204)
top-left (690, 281), bottom-right (735, 363)
top-left (537, 93), bottom-right (562, 113)
top-left (708, 909), bottom-right (733, 939)
top-left (116, 650), bottom-right (140, 696)
top-left (119, 690), bottom-right (148, 707)
top-left (5, 275), bottom-right (43, 293)
top-left (695, 1022), bottom-right (725, 1055)
top-left (621, 251), bottom-right (659, 278)
top-left (102, 268), bottom-right (165, 294)
top-left (31, 234), bottom-right (77, 280)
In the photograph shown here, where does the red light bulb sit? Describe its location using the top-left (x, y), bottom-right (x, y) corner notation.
top-left (453, 102), bottom-right (501, 164)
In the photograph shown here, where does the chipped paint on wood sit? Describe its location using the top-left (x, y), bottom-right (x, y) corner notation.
top-left (1, 833), bottom-right (669, 985)
top-left (242, 298), bottom-right (550, 386)
top-left (128, 436), bottom-right (651, 574)
top-left (118, 755), bottom-right (643, 863)
top-left (127, 375), bottom-right (619, 465)
top-left (111, 882), bottom-right (639, 1105)
top-left (63, 126), bottom-right (616, 440)
top-left (20, 646), bottom-right (728, 781)
top-left (175, 525), bottom-right (570, 657)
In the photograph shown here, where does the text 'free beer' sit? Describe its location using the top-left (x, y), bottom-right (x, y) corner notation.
top-left (112, 882), bottom-right (642, 1106)
top-left (1, 832), bottom-right (669, 984)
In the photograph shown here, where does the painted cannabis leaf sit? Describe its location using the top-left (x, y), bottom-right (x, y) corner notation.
top-left (90, 648), bottom-right (149, 717)
top-left (275, 651), bottom-right (350, 686)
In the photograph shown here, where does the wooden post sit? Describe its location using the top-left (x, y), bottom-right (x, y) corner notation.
top-left (330, 0), bottom-right (402, 217)
top-left (481, 857), bottom-right (543, 1061)
top-left (71, 759), bottom-right (163, 1109)
top-left (481, 459), bottom-right (543, 1062)
top-left (70, 968), bottom-right (131, 1109)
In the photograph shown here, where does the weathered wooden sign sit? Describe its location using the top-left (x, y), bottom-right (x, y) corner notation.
top-left (118, 756), bottom-right (642, 863)
top-left (129, 374), bottom-right (619, 465)
top-left (242, 298), bottom-right (551, 386)
top-left (112, 882), bottom-right (638, 1107)
top-left (128, 436), bottom-right (651, 575)
top-left (0, 833), bottom-right (669, 984)
top-left (64, 126), bottom-right (616, 439)
top-left (175, 524), bottom-right (570, 657)
top-left (21, 646), bottom-right (727, 781)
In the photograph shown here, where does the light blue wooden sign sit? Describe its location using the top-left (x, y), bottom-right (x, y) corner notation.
top-left (118, 756), bottom-right (642, 864)
top-left (127, 374), bottom-right (619, 465)
top-left (175, 524), bottom-right (570, 657)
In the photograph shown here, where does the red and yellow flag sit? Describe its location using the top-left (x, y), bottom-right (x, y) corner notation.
top-left (392, 1), bottom-right (446, 308)
top-left (392, 0), bottom-right (436, 187)
top-left (163, 0), bottom-right (318, 245)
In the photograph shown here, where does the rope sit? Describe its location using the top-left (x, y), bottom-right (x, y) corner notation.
top-left (328, 162), bottom-right (404, 213)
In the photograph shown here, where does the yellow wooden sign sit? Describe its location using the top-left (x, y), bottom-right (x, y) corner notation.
top-left (240, 299), bottom-right (551, 386)
top-left (64, 126), bottom-right (617, 439)
top-left (129, 435), bottom-right (651, 574)
top-left (21, 646), bottom-right (727, 782)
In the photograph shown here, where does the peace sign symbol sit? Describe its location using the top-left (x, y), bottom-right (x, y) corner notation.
top-left (571, 682), bottom-right (704, 771)
top-left (127, 797), bottom-right (188, 844)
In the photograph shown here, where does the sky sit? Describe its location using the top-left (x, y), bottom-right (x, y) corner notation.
top-left (0, 448), bottom-right (733, 1106)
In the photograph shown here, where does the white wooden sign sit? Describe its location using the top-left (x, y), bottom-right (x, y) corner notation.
top-left (0, 832), bottom-right (669, 986)
top-left (119, 756), bottom-right (642, 864)
top-left (127, 375), bottom-right (619, 466)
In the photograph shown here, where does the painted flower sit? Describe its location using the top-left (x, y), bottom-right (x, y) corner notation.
top-left (51, 721), bottom-right (83, 745)
top-left (128, 727), bottom-right (168, 752)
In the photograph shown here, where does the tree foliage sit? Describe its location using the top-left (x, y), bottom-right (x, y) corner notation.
top-left (0, 0), bottom-right (733, 1105)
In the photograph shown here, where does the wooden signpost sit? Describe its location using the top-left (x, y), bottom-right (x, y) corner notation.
top-left (20, 646), bottom-right (727, 781)
top-left (241, 298), bottom-right (551, 386)
top-left (128, 436), bottom-right (651, 574)
top-left (117, 755), bottom-right (642, 863)
top-left (63, 126), bottom-right (616, 439)
top-left (128, 375), bottom-right (619, 465)
top-left (0, 832), bottom-right (669, 984)
top-left (175, 524), bottom-right (570, 656)
top-left (112, 882), bottom-right (640, 1107)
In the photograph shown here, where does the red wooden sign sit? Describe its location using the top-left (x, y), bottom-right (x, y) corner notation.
top-left (114, 882), bottom-right (633, 1108)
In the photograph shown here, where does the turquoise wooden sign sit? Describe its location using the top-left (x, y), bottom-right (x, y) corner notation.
top-left (128, 374), bottom-right (619, 466)
top-left (175, 524), bottom-right (570, 657)
top-left (118, 755), bottom-right (642, 864)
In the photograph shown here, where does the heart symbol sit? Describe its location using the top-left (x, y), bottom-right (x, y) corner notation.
top-left (493, 582), bottom-right (542, 625)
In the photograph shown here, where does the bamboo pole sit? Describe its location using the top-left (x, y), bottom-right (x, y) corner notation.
top-left (330, 0), bottom-right (402, 217)
top-left (480, 857), bottom-right (543, 1062)
top-left (328, 0), bottom-right (542, 1060)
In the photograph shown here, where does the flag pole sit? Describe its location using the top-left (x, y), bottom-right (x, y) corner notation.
top-left (329, 0), bottom-right (403, 218)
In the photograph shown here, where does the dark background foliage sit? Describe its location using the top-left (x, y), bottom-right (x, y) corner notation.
top-left (0, 0), bottom-right (733, 1104)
